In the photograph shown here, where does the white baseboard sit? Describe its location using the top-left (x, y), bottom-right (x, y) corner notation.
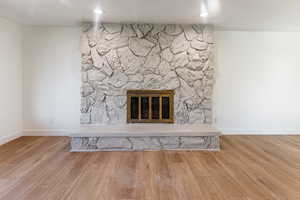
top-left (219, 128), bottom-right (300, 135)
top-left (23, 129), bottom-right (71, 136)
top-left (0, 131), bottom-right (23, 145)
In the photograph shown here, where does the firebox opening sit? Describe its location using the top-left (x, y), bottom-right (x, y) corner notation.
top-left (127, 90), bottom-right (174, 123)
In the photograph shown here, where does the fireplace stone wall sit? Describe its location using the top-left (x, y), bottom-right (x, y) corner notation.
top-left (80, 23), bottom-right (215, 125)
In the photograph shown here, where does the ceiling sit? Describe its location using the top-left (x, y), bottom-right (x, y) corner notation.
top-left (1, 0), bottom-right (300, 31)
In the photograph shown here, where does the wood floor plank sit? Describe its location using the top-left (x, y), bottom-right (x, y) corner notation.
top-left (0, 136), bottom-right (300, 200)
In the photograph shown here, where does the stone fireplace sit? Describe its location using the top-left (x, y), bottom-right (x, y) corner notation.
top-left (80, 23), bottom-right (214, 125)
top-left (71, 23), bottom-right (220, 151)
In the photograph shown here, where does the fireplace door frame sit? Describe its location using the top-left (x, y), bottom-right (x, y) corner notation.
top-left (127, 90), bottom-right (174, 123)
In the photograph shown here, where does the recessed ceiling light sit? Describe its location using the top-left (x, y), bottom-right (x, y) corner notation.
top-left (94, 9), bottom-right (103, 15)
top-left (200, 12), bottom-right (208, 17)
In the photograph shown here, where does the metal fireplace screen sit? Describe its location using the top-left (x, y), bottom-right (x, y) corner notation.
top-left (127, 90), bottom-right (174, 123)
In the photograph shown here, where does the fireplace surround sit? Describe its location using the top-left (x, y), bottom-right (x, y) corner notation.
top-left (71, 23), bottom-right (220, 151)
top-left (80, 23), bottom-right (215, 125)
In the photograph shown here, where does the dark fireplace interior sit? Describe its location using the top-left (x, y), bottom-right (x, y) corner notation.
top-left (127, 90), bottom-right (174, 123)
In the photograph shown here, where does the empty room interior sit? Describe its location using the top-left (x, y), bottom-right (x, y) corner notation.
top-left (1, 0), bottom-right (300, 199)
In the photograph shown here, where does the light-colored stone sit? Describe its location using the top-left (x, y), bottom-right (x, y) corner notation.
top-left (191, 39), bottom-right (208, 50)
top-left (91, 48), bottom-right (113, 76)
top-left (97, 137), bottom-right (132, 149)
top-left (103, 24), bottom-right (122, 34)
top-left (124, 81), bottom-right (143, 90)
top-left (193, 80), bottom-right (203, 96)
top-left (143, 74), bottom-right (162, 89)
top-left (172, 52), bottom-right (189, 68)
top-left (171, 33), bottom-right (189, 54)
top-left (159, 137), bottom-right (180, 149)
top-left (181, 136), bottom-right (212, 148)
top-left (161, 71), bottom-right (180, 90)
top-left (106, 95), bottom-right (126, 108)
top-left (151, 25), bottom-right (165, 35)
top-left (110, 34), bottom-right (129, 49)
top-left (132, 24), bottom-right (144, 38)
top-left (145, 33), bottom-right (159, 44)
top-left (204, 109), bottom-right (213, 123)
top-left (105, 33), bottom-right (117, 41)
top-left (80, 113), bottom-right (91, 124)
top-left (71, 137), bottom-right (83, 149)
top-left (90, 100), bottom-right (110, 124)
top-left (87, 70), bottom-right (106, 81)
top-left (187, 47), bottom-right (201, 61)
top-left (161, 48), bottom-right (173, 62)
top-left (107, 107), bottom-right (126, 124)
top-left (178, 78), bottom-right (197, 99)
top-left (122, 25), bottom-right (137, 37)
top-left (143, 47), bottom-right (161, 73)
top-left (129, 38), bottom-right (155, 57)
top-left (128, 74), bottom-right (143, 82)
top-left (176, 68), bottom-right (204, 86)
top-left (81, 23), bottom-right (215, 125)
top-left (107, 70), bottom-right (128, 88)
top-left (175, 101), bottom-right (189, 124)
top-left (95, 42), bottom-right (111, 56)
top-left (138, 24), bottom-right (153, 36)
top-left (189, 109), bottom-right (205, 124)
top-left (130, 137), bottom-right (161, 150)
top-left (71, 136), bottom-right (220, 151)
top-left (188, 61), bottom-right (205, 71)
top-left (159, 60), bottom-right (172, 76)
top-left (82, 72), bottom-right (88, 82)
top-left (182, 25), bottom-right (199, 41)
top-left (81, 96), bottom-right (95, 113)
top-left (192, 25), bottom-right (203, 34)
top-left (158, 32), bottom-right (174, 49)
top-left (105, 50), bottom-right (121, 70)
top-left (165, 25), bottom-right (182, 36)
top-left (81, 83), bottom-right (94, 97)
top-left (117, 47), bottom-right (145, 73)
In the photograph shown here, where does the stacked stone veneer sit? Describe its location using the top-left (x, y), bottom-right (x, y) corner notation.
top-left (80, 23), bottom-right (215, 125)
top-left (71, 136), bottom-right (220, 151)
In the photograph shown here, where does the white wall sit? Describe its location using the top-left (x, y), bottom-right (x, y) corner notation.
top-left (0, 18), bottom-right (23, 144)
top-left (215, 31), bottom-right (300, 134)
top-left (23, 26), bottom-right (81, 136)
top-left (21, 27), bottom-right (300, 135)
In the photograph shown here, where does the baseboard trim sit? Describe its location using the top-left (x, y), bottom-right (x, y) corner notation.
top-left (0, 131), bottom-right (23, 145)
top-left (23, 129), bottom-right (71, 136)
top-left (220, 128), bottom-right (300, 135)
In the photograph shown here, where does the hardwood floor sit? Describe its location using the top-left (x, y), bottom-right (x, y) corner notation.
top-left (0, 136), bottom-right (300, 200)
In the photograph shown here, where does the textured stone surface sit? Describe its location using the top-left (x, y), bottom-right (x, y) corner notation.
top-left (181, 136), bottom-right (219, 149)
top-left (129, 38), bottom-right (155, 56)
top-left (80, 23), bottom-right (215, 125)
top-left (171, 33), bottom-right (189, 54)
top-left (70, 136), bottom-right (220, 151)
top-left (130, 137), bottom-right (161, 150)
top-left (159, 137), bottom-right (180, 149)
top-left (96, 137), bottom-right (132, 149)
top-left (191, 39), bottom-right (208, 50)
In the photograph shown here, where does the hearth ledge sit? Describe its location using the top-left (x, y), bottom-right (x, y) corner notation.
top-left (70, 124), bottom-right (221, 151)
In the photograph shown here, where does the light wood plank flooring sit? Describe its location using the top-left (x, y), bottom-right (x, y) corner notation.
top-left (0, 136), bottom-right (300, 200)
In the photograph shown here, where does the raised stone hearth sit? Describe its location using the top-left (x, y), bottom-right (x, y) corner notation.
top-left (70, 125), bottom-right (220, 151)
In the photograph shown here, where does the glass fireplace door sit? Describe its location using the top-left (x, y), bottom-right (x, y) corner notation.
top-left (127, 90), bottom-right (174, 123)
